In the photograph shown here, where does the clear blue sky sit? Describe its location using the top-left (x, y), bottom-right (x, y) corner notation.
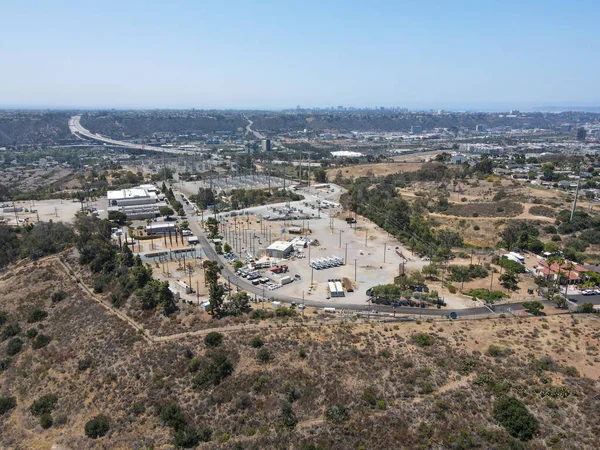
top-left (1, 0), bottom-right (599, 110)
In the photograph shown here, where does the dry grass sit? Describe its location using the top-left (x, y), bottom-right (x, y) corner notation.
top-left (1, 258), bottom-right (600, 449)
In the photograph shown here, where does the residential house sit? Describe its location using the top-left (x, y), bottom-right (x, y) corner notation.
top-left (535, 260), bottom-right (588, 285)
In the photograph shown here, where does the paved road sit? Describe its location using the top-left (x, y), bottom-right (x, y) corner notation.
top-left (245, 117), bottom-right (264, 140)
top-left (566, 294), bottom-right (600, 305)
top-left (69, 115), bottom-right (197, 155)
top-left (177, 191), bottom-right (567, 318)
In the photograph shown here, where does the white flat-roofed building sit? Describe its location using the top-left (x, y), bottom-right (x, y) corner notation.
top-left (138, 184), bottom-right (160, 194)
top-left (266, 240), bottom-right (294, 259)
top-left (330, 150), bottom-right (364, 158)
top-left (107, 186), bottom-right (161, 219)
top-left (107, 188), bottom-right (158, 207)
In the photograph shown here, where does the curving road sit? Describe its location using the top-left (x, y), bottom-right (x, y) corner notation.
top-left (245, 117), bottom-right (264, 140)
top-left (69, 115), bottom-right (196, 155)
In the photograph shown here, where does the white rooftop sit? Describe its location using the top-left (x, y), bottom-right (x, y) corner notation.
top-left (267, 240), bottom-right (293, 251)
top-left (107, 188), bottom-right (156, 200)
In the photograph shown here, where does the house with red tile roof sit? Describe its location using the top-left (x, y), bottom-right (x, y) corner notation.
top-left (534, 260), bottom-right (588, 284)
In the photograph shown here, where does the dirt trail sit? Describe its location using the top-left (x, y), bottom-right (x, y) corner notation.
top-left (55, 256), bottom-right (354, 345)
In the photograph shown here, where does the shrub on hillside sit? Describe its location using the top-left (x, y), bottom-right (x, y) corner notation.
top-left (2, 323), bottom-right (21, 340)
top-left (192, 353), bottom-right (234, 389)
top-left (27, 309), bottom-right (48, 323)
top-left (6, 338), bottom-right (23, 356)
top-left (204, 332), bottom-right (223, 348)
top-left (30, 394), bottom-right (58, 416)
top-left (51, 291), bottom-right (66, 303)
top-left (84, 415), bottom-right (110, 438)
top-left (487, 345), bottom-right (505, 357)
top-left (40, 412), bottom-right (54, 429)
top-left (493, 396), bottom-right (539, 441)
top-left (157, 401), bottom-right (186, 431)
top-left (412, 333), bottom-right (435, 347)
top-left (325, 405), bottom-right (349, 423)
top-left (257, 348), bottom-right (272, 363)
top-left (32, 334), bottom-right (52, 349)
top-left (0, 396), bottom-right (17, 415)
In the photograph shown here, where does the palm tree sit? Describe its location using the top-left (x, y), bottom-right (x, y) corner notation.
top-left (563, 262), bottom-right (575, 298)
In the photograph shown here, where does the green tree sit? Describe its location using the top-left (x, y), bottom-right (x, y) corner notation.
top-left (84, 415), bottom-right (110, 439)
top-left (203, 260), bottom-right (222, 285)
top-left (132, 263), bottom-right (152, 289)
top-left (196, 188), bottom-right (216, 210)
top-left (522, 301), bottom-right (544, 316)
top-left (108, 210), bottom-right (127, 225)
top-left (159, 206), bottom-right (175, 218)
top-left (493, 396), bottom-right (539, 441)
top-left (226, 291), bottom-right (251, 315)
top-left (208, 283), bottom-right (225, 317)
top-left (205, 217), bottom-right (219, 239)
top-left (279, 401), bottom-right (298, 428)
top-left (313, 168), bottom-right (328, 183)
top-left (192, 353), bottom-right (234, 389)
top-left (158, 281), bottom-right (177, 315)
top-left (422, 264), bottom-right (439, 280)
top-left (499, 271), bottom-right (519, 290)
top-left (0, 396), bottom-right (17, 415)
top-left (204, 332), bottom-right (223, 347)
top-left (551, 294), bottom-right (568, 309)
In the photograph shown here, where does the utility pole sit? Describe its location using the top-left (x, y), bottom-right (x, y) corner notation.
top-left (354, 259), bottom-right (357, 282)
top-left (345, 243), bottom-right (348, 265)
top-left (384, 243), bottom-right (387, 263)
top-left (570, 170), bottom-right (582, 221)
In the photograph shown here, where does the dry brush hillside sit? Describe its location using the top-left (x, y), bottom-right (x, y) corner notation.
top-left (1, 257), bottom-right (600, 449)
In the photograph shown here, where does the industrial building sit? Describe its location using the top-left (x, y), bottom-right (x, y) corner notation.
top-left (107, 186), bottom-right (161, 220)
top-left (266, 240), bottom-right (294, 259)
top-left (146, 222), bottom-right (176, 235)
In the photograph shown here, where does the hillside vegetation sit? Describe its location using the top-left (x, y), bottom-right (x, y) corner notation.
top-left (1, 258), bottom-right (600, 449)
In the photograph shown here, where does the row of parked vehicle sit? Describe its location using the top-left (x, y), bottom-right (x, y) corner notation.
top-left (310, 256), bottom-right (344, 270)
top-left (223, 252), bottom-right (239, 263)
top-left (236, 269), bottom-right (260, 280)
top-left (581, 289), bottom-right (600, 295)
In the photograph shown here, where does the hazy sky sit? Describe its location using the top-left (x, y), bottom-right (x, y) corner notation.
top-left (1, 0), bottom-right (599, 109)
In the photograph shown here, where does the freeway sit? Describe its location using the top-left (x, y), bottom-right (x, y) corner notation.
top-left (245, 117), bottom-right (264, 140)
top-left (68, 115), bottom-right (197, 155)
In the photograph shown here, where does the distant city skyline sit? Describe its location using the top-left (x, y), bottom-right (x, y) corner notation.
top-left (1, 0), bottom-right (599, 110)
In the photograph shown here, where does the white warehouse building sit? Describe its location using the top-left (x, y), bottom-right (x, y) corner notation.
top-left (266, 241), bottom-right (294, 259)
top-left (107, 186), bottom-right (161, 220)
